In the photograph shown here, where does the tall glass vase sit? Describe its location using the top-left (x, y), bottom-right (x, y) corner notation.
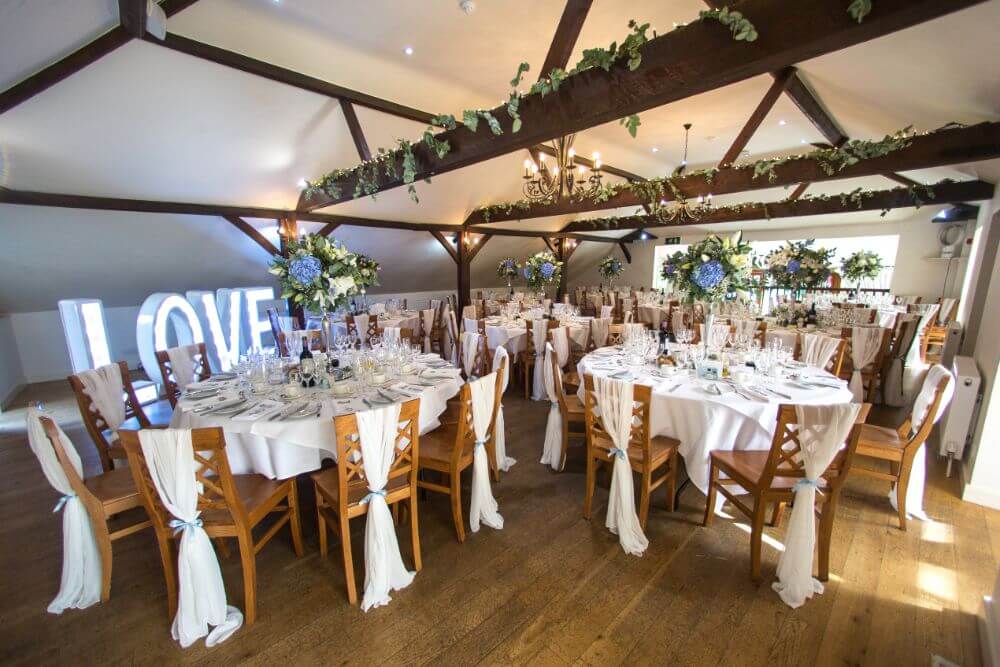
top-left (704, 302), bottom-right (716, 350)
top-left (320, 311), bottom-right (333, 352)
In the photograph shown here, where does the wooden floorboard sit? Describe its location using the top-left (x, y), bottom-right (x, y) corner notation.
top-left (0, 383), bottom-right (996, 666)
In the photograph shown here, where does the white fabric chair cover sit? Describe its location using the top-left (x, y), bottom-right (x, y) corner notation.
top-left (420, 308), bottom-right (435, 353)
top-left (137, 429), bottom-right (242, 647)
top-left (800, 333), bottom-right (841, 370)
top-left (462, 305), bottom-right (478, 322)
top-left (469, 373), bottom-right (504, 532)
top-left (734, 319), bottom-right (758, 339)
top-left (444, 307), bottom-right (460, 365)
top-left (623, 310), bottom-right (634, 323)
top-left (369, 303), bottom-right (386, 316)
top-left (354, 314), bottom-right (371, 348)
top-left (381, 327), bottom-right (402, 345)
top-left (671, 309), bottom-right (686, 336)
top-left (905, 304), bottom-right (940, 367)
top-left (889, 364), bottom-right (955, 521)
top-left (430, 299), bottom-right (442, 312)
top-left (355, 403), bottom-right (416, 611)
top-left (531, 319), bottom-right (548, 401)
top-left (590, 318), bottom-right (610, 348)
top-left (491, 346), bottom-right (516, 472)
top-left (698, 323), bottom-right (730, 348)
top-left (463, 317), bottom-right (479, 334)
top-left (883, 317), bottom-right (919, 407)
top-left (460, 331), bottom-right (481, 378)
top-left (541, 343), bottom-right (564, 471)
top-left (938, 298), bottom-right (957, 325)
top-left (854, 307), bottom-right (877, 324)
top-left (542, 299), bottom-right (552, 311)
top-left (77, 364), bottom-right (126, 432)
top-left (600, 305), bottom-right (614, 320)
top-left (594, 376), bottom-right (648, 556)
top-left (166, 346), bottom-right (197, 390)
top-left (26, 407), bottom-right (102, 614)
top-left (772, 403), bottom-right (860, 608)
top-left (765, 329), bottom-right (799, 352)
top-left (849, 326), bottom-right (884, 401)
top-left (551, 327), bottom-right (570, 368)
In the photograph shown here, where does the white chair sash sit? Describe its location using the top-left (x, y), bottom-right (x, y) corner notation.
top-left (381, 327), bottom-right (402, 345)
top-left (772, 403), bottom-right (860, 608)
top-left (420, 308), bottom-right (435, 353)
top-left (166, 346), bottom-right (197, 390)
top-left (355, 403), bottom-right (416, 611)
top-left (905, 304), bottom-right (940, 368)
top-left (460, 331), bottom-right (481, 378)
top-left (594, 376), bottom-right (648, 556)
top-left (541, 343), bottom-right (564, 471)
top-left (849, 326), bottom-right (884, 401)
top-left (469, 373), bottom-right (504, 532)
top-left (137, 429), bottom-right (242, 647)
top-left (889, 364), bottom-right (955, 521)
top-left (551, 327), bottom-right (570, 368)
top-left (355, 314), bottom-right (371, 348)
top-left (765, 329), bottom-right (799, 352)
top-left (491, 347), bottom-right (516, 472)
top-left (444, 307), bottom-right (460, 366)
top-left (26, 407), bottom-right (102, 614)
top-left (600, 305), bottom-right (614, 319)
top-left (462, 305), bottom-right (477, 322)
top-left (531, 319), bottom-right (548, 401)
top-left (463, 317), bottom-right (479, 335)
top-left (800, 333), bottom-right (840, 370)
top-left (590, 318), bottom-right (610, 348)
top-left (77, 364), bottom-right (126, 432)
top-left (883, 317), bottom-right (919, 407)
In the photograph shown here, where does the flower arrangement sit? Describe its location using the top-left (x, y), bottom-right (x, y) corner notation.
top-left (765, 240), bottom-right (834, 291)
top-left (522, 251), bottom-right (563, 291)
top-left (598, 256), bottom-right (625, 282)
top-left (840, 250), bottom-right (884, 282)
top-left (268, 233), bottom-right (375, 312)
top-left (496, 257), bottom-right (521, 282)
top-left (664, 232), bottom-right (753, 303)
top-left (771, 301), bottom-right (809, 324)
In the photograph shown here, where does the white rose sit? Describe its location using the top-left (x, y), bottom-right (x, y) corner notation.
top-left (329, 275), bottom-right (356, 296)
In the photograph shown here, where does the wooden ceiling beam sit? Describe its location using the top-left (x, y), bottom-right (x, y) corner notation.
top-left (467, 234), bottom-right (493, 262)
top-left (340, 100), bottom-right (372, 161)
top-left (883, 172), bottom-right (921, 187)
top-left (300, 0), bottom-right (983, 212)
top-left (0, 0), bottom-right (201, 115)
top-left (465, 121), bottom-right (1000, 224)
top-left (318, 222), bottom-right (340, 237)
top-left (539, 0), bottom-right (594, 77)
top-left (118, 0), bottom-right (148, 39)
top-left (619, 243), bottom-right (632, 264)
top-left (430, 231), bottom-right (460, 263)
top-left (719, 66), bottom-right (795, 167)
top-left (542, 237), bottom-right (558, 254)
top-left (222, 215), bottom-right (279, 255)
top-left (787, 182), bottom-right (810, 200)
top-left (781, 71), bottom-right (849, 147)
top-left (561, 179), bottom-right (995, 232)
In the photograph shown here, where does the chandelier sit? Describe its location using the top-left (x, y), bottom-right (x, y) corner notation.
top-left (654, 122), bottom-right (713, 223)
top-left (522, 135), bottom-right (603, 202)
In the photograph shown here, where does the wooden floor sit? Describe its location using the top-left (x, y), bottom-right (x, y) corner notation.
top-left (1, 380), bottom-right (997, 666)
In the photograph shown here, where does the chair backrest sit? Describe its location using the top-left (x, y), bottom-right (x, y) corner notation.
top-left (266, 307), bottom-right (288, 356)
top-left (896, 370), bottom-right (952, 449)
top-left (375, 327), bottom-right (414, 346)
top-left (155, 343), bottom-right (212, 407)
top-left (459, 331), bottom-right (490, 380)
top-left (120, 427), bottom-right (249, 534)
top-left (37, 415), bottom-right (102, 520)
top-left (346, 314), bottom-right (379, 346)
top-left (607, 324), bottom-right (625, 346)
top-left (525, 318), bottom-right (557, 357)
top-left (582, 374), bottom-right (653, 467)
top-left (67, 361), bottom-right (149, 472)
top-left (758, 404), bottom-right (869, 492)
top-left (548, 344), bottom-right (570, 413)
top-left (331, 399), bottom-right (420, 503)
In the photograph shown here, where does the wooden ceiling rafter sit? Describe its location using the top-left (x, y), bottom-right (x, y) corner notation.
top-left (619, 242), bottom-right (632, 264)
top-left (718, 66), bottom-right (795, 167)
top-left (222, 215), bottom-right (279, 256)
top-left (340, 100), bottom-right (372, 161)
top-left (539, 0), bottom-right (594, 78)
top-left (464, 121), bottom-right (1000, 224)
top-left (560, 179), bottom-right (995, 232)
top-left (788, 182), bottom-right (810, 200)
top-left (299, 0), bottom-right (986, 213)
top-left (318, 222), bottom-right (341, 237)
top-left (0, 0), bottom-right (201, 114)
top-left (430, 230), bottom-right (460, 263)
top-left (118, 0), bottom-right (148, 39)
top-left (466, 233), bottom-right (493, 262)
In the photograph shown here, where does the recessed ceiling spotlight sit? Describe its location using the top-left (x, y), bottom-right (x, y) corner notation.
top-left (778, 119), bottom-right (787, 126)
top-left (651, 147), bottom-right (659, 153)
top-left (404, 46), bottom-right (414, 56)
top-left (800, 139), bottom-right (807, 144)
top-left (459, 0), bottom-right (476, 14)
top-left (297, 178), bottom-right (308, 188)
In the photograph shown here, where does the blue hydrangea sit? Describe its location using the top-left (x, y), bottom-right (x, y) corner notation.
top-left (523, 267), bottom-right (533, 279)
top-left (289, 256), bottom-right (322, 284)
top-left (693, 260), bottom-right (725, 290)
top-left (540, 262), bottom-right (555, 279)
top-left (664, 263), bottom-right (676, 276)
top-left (786, 259), bottom-right (801, 274)
top-left (504, 259), bottom-right (516, 271)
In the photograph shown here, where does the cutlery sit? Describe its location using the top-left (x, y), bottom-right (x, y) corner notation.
top-left (205, 399), bottom-right (247, 415)
top-left (269, 401), bottom-right (305, 421)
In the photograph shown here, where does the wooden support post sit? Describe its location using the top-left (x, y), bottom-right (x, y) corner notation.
top-left (278, 215), bottom-right (302, 325)
top-left (456, 230), bottom-right (471, 310)
top-left (556, 237), bottom-right (578, 303)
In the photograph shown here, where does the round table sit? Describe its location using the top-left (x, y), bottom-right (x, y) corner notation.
top-left (576, 348), bottom-right (854, 493)
top-left (170, 360), bottom-right (462, 479)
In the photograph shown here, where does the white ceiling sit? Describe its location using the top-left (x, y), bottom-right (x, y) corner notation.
top-left (1, 0), bottom-right (999, 312)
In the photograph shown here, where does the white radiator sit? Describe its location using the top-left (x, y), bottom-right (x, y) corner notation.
top-left (939, 355), bottom-right (982, 476)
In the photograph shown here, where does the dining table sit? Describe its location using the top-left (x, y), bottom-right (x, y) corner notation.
top-left (576, 346), bottom-right (854, 494)
top-left (170, 354), bottom-right (463, 479)
top-left (481, 315), bottom-right (592, 357)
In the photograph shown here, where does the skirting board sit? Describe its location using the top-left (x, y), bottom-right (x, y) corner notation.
top-left (963, 483), bottom-right (1000, 511)
top-left (981, 595), bottom-right (1000, 667)
top-left (0, 382), bottom-right (26, 412)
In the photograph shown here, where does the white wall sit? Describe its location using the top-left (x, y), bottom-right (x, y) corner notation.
top-left (0, 315), bottom-right (26, 409)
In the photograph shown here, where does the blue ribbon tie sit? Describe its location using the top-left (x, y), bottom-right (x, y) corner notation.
top-left (360, 488), bottom-right (387, 505)
top-left (53, 494), bottom-right (76, 513)
top-left (550, 402), bottom-right (560, 411)
top-left (794, 478), bottom-right (823, 495)
top-left (608, 447), bottom-right (627, 460)
top-left (169, 518), bottom-right (204, 535)
top-left (475, 438), bottom-right (488, 450)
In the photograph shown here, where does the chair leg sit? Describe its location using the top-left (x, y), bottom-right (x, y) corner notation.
top-left (584, 452), bottom-right (596, 520)
top-left (817, 500), bottom-right (836, 582)
top-left (769, 501), bottom-right (786, 528)
top-left (409, 497), bottom-right (422, 572)
top-left (750, 500), bottom-right (767, 582)
top-left (703, 462), bottom-right (719, 527)
top-left (895, 458), bottom-right (912, 532)
top-left (287, 480), bottom-right (304, 557)
top-left (237, 529), bottom-right (257, 624)
top-left (213, 537), bottom-right (231, 559)
top-left (339, 513), bottom-right (358, 605)
top-left (638, 471), bottom-right (652, 531)
top-left (449, 472), bottom-right (466, 543)
top-left (95, 521), bottom-right (114, 603)
top-left (316, 491), bottom-right (328, 557)
top-left (156, 537), bottom-right (178, 619)
top-left (665, 450), bottom-right (678, 512)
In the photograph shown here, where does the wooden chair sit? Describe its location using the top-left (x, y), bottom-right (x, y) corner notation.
top-left (155, 343), bottom-right (212, 408)
top-left (548, 327), bottom-right (581, 394)
top-left (38, 416), bottom-right (152, 603)
top-left (68, 361), bottom-right (156, 473)
top-left (374, 326), bottom-right (414, 347)
top-left (312, 399), bottom-right (422, 605)
top-left (841, 326), bottom-right (893, 400)
top-left (120, 427), bottom-right (304, 625)
top-left (345, 314), bottom-right (379, 347)
top-left (703, 404), bottom-right (869, 581)
top-left (266, 307), bottom-right (289, 356)
top-left (921, 299), bottom-right (959, 363)
top-left (851, 372), bottom-right (951, 530)
top-left (520, 319), bottom-right (557, 399)
top-left (607, 324), bottom-right (626, 346)
top-left (797, 335), bottom-right (848, 376)
top-left (549, 346), bottom-right (586, 470)
top-left (582, 375), bottom-right (680, 530)
top-left (416, 370), bottom-right (503, 542)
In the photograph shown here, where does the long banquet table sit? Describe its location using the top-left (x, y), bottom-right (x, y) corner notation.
top-left (576, 347), bottom-right (853, 493)
top-left (171, 355), bottom-right (462, 479)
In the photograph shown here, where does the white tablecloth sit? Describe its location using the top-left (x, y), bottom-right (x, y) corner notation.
top-left (576, 349), bottom-right (853, 493)
top-left (638, 305), bottom-right (669, 328)
top-left (171, 372), bottom-right (461, 479)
